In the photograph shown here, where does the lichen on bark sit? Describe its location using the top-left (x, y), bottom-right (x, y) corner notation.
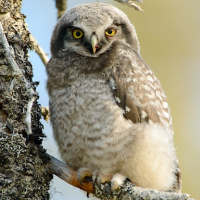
top-left (0, 0), bottom-right (52, 199)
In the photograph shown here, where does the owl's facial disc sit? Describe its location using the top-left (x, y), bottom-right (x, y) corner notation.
top-left (63, 23), bottom-right (121, 57)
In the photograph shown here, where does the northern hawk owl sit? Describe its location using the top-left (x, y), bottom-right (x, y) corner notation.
top-left (46, 3), bottom-right (181, 193)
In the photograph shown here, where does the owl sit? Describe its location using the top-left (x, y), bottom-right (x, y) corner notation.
top-left (46, 3), bottom-right (181, 193)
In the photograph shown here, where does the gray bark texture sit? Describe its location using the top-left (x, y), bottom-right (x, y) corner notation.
top-left (0, 0), bottom-right (52, 199)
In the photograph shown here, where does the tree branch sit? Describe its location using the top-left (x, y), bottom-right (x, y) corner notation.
top-left (46, 154), bottom-right (195, 200)
top-left (114, 0), bottom-right (143, 11)
top-left (47, 155), bottom-right (94, 194)
top-left (56, 0), bottom-right (67, 19)
top-left (29, 34), bottom-right (49, 66)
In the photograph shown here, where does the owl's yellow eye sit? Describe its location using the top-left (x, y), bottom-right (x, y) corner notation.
top-left (105, 28), bottom-right (117, 37)
top-left (72, 29), bottom-right (83, 39)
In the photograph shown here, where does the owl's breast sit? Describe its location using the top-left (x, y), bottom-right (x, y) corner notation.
top-left (49, 74), bottom-right (130, 170)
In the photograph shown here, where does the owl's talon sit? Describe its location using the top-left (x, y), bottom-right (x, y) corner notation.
top-left (77, 168), bottom-right (93, 185)
top-left (77, 168), bottom-right (114, 189)
top-left (93, 173), bottom-right (117, 189)
top-left (93, 173), bottom-right (129, 191)
top-left (93, 172), bottom-right (111, 188)
top-left (96, 174), bottom-right (103, 188)
top-left (90, 170), bottom-right (99, 188)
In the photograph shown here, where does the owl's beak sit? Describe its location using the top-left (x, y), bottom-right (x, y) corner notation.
top-left (91, 34), bottom-right (99, 54)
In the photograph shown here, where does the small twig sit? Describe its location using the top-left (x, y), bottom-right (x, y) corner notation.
top-left (133, 0), bottom-right (143, 3)
top-left (25, 88), bottom-right (37, 135)
top-left (29, 34), bottom-right (49, 66)
top-left (41, 106), bottom-right (50, 122)
top-left (114, 0), bottom-right (143, 11)
top-left (56, 0), bottom-right (67, 19)
top-left (0, 22), bottom-right (36, 137)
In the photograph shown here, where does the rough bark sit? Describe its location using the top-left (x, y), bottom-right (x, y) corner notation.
top-left (0, 0), bottom-right (52, 199)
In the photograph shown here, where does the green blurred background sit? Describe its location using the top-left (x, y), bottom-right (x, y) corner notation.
top-left (123, 1), bottom-right (200, 199)
top-left (22, 0), bottom-right (200, 199)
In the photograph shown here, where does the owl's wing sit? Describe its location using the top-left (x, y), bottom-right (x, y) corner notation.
top-left (109, 46), bottom-right (182, 192)
top-left (109, 45), bottom-right (171, 128)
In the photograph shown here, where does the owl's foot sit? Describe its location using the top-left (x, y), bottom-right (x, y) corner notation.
top-left (110, 174), bottom-right (130, 191)
top-left (77, 168), bottom-right (111, 186)
top-left (77, 168), bottom-right (94, 185)
top-left (77, 168), bottom-right (130, 191)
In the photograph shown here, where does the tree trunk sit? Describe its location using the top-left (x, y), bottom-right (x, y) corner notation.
top-left (0, 0), bottom-right (52, 199)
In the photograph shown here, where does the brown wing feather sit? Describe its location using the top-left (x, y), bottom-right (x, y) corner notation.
top-left (112, 76), bottom-right (141, 123)
top-left (109, 46), bottom-right (167, 126)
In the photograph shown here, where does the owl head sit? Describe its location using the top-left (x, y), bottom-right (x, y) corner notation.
top-left (50, 3), bottom-right (140, 58)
